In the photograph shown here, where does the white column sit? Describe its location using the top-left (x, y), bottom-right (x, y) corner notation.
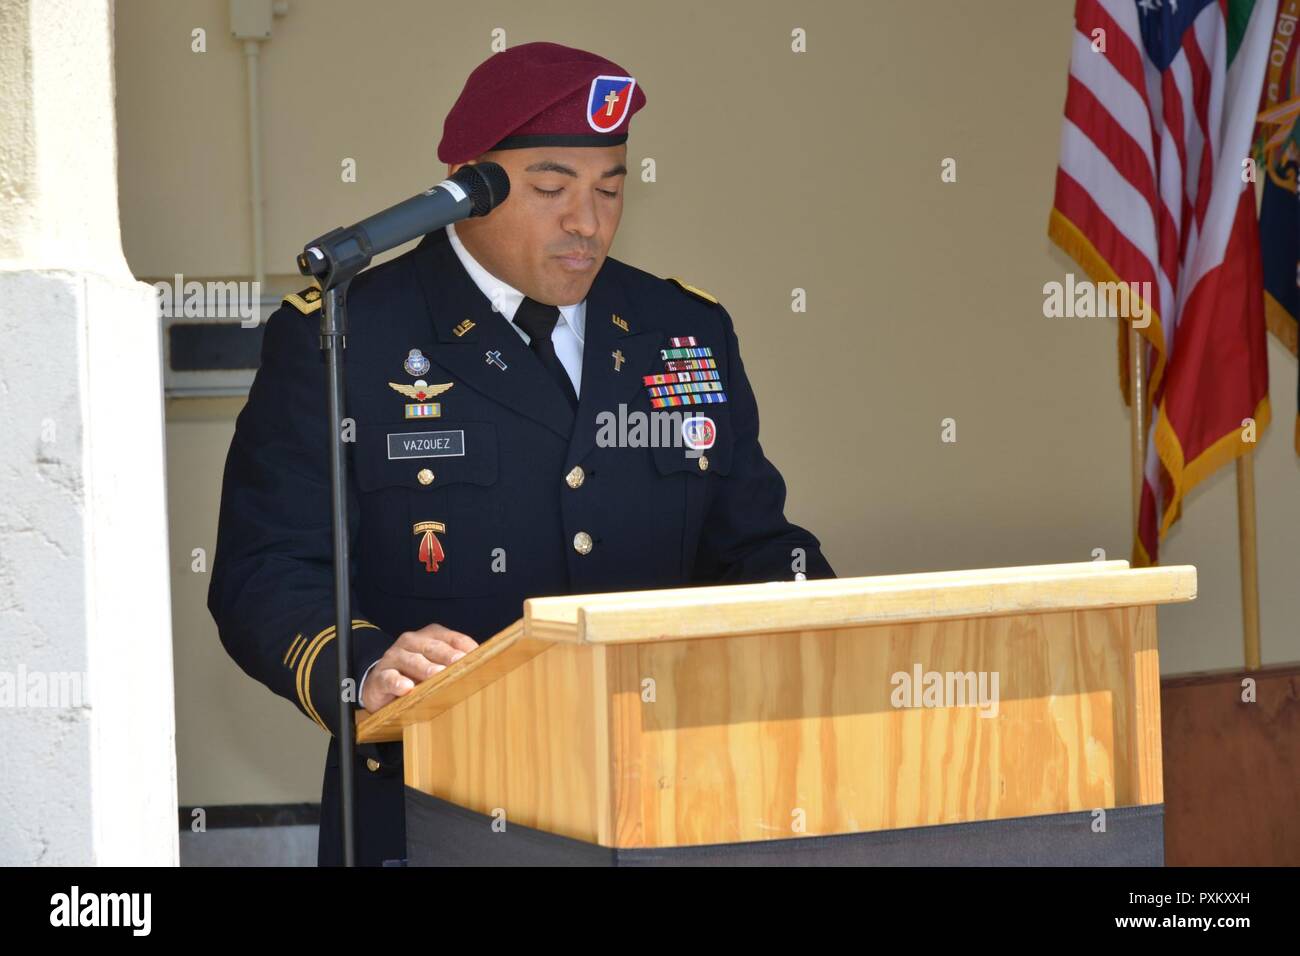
top-left (0, 0), bottom-right (177, 864)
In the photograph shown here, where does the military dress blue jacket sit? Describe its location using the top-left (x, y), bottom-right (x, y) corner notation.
top-left (208, 226), bottom-right (834, 865)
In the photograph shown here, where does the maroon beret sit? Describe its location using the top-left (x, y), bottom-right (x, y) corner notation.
top-left (438, 41), bottom-right (647, 164)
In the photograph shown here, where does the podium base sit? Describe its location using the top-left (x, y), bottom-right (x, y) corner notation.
top-left (404, 787), bottom-right (1164, 866)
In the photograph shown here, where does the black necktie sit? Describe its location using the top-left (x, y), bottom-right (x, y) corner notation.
top-left (514, 296), bottom-right (579, 410)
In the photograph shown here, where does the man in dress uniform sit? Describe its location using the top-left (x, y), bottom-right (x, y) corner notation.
top-left (209, 41), bottom-right (834, 866)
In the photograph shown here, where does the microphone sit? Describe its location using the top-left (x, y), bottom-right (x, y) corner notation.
top-left (298, 162), bottom-right (510, 280)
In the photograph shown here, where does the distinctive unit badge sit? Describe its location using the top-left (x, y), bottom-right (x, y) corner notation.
top-left (587, 75), bottom-right (636, 132)
top-left (413, 520), bottom-right (446, 573)
top-left (404, 348), bottom-right (431, 376)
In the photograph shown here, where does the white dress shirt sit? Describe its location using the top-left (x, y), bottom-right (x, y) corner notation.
top-left (358, 224), bottom-right (589, 708)
top-left (445, 222), bottom-right (586, 397)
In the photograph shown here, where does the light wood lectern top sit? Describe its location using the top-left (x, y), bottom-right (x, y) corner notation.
top-left (357, 560), bottom-right (1195, 858)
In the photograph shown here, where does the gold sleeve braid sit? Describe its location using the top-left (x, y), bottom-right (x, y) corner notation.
top-left (294, 620), bottom-right (382, 731)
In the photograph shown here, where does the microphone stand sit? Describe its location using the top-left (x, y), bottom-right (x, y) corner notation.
top-left (296, 228), bottom-right (375, 867)
top-left (292, 163), bottom-right (508, 866)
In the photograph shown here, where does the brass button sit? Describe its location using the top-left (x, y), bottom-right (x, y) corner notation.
top-left (698, 454), bottom-right (709, 471)
top-left (365, 758), bottom-right (381, 772)
top-left (417, 468), bottom-right (434, 485)
top-left (565, 465), bottom-right (585, 489)
top-left (573, 531), bottom-right (593, 555)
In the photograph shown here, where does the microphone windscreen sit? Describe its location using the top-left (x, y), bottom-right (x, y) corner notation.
top-left (454, 162), bottom-right (511, 217)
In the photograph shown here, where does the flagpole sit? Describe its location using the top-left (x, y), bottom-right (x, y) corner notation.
top-left (1129, 324), bottom-right (1144, 557)
top-left (1234, 146), bottom-right (1266, 674)
top-left (1236, 454), bottom-right (1263, 670)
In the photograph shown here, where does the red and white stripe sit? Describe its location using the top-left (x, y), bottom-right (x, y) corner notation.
top-left (1053, 0), bottom-right (1275, 562)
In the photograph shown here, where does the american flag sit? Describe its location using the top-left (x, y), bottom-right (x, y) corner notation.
top-left (1049, 0), bottom-right (1275, 565)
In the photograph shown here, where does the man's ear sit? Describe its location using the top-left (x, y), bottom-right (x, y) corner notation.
top-left (448, 154), bottom-right (492, 176)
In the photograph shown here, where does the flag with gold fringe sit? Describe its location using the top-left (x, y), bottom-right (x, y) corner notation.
top-left (1049, 0), bottom-right (1274, 566)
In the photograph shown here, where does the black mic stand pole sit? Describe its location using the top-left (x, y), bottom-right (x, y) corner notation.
top-left (297, 228), bottom-right (375, 867)
top-left (292, 163), bottom-right (509, 866)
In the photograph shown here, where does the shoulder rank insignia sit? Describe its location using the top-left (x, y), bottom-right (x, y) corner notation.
top-left (667, 277), bottom-right (719, 305)
top-left (283, 286), bottom-right (322, 315)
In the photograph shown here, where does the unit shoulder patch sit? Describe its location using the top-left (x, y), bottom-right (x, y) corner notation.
top-left (283, 286), bottom-right (322, 315)
top-left (667, 276), bottom-right (720, 305)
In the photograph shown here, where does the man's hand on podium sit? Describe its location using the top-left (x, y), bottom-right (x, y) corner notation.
top-left (359, 623), bottom-right (479, 713)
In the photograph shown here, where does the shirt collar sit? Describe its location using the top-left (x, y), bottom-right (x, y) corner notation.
top-left (445, 223), bottom-right (585, 342)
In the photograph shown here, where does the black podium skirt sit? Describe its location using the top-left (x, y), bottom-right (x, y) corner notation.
top-left (403, 787), bottom-right (1164, 866)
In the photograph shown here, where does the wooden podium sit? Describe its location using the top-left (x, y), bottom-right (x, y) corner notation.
top-left (357, 560), bottom-right (1196, 865)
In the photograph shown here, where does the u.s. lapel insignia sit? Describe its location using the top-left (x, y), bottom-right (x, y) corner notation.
top-left (453, 319), bottom-right (475, 337)
top-left (413, 521), bottom-right (446, 573)
top-left (611, 313), bottom-right (629, 332)
top-left (389, 380), bottom-right (452, 418)
top-left (485, 350), bottom-right (508, 370)
top-left (612, 349), bottom-right (625, 372)
top-left (404, 348), bottom-right (431, 376)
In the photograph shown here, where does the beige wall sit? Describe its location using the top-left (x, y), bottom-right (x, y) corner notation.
top-left (115, 0), bottom-right (1300, 806)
